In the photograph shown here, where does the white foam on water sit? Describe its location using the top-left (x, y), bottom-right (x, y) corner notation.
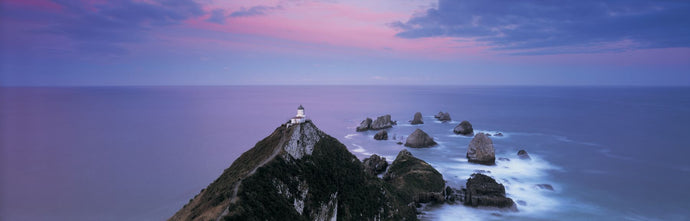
top-left (432, 120), bottom-right (458, 124)
top-left (344, 133), bottom-right (358, 139)
top-left (432, 153), bottom-right (564, 217)
top-left (351, 143), bottom-right (366, 153)
top-left (447, 133), bottom-right (473, 138)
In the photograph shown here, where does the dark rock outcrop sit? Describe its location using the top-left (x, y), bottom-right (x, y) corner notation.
top-left (467, 133), bottom-right (495, 165)
top-left (371, 114), bottom-right (396, 130)
top-left (410, 112), bottom-right (424, 125)
top-left (464, 173), bottom-right (516, 209)
top-left (363, 154), bottom-right (389, 176)
top-left (404, 129), bottom-right (437, 148)
top-left (517, 150), bottom-right (531, 160)
top-left (453, 120), bottom-right (474, 135)
top-left (444, 186), bottom-right (464, 203)
top-left (356, 118), bottom-right (373, 132)
top-left (171, 121), bottom-right (417, 221)
top-left (494, 132), bottom-right (503, 137)
top-left (434, 112), bottom-right (451, 122)
top-left (374, 130), bottom-right (388, 140)
top-left (384, 150), bottom-right (445, 204)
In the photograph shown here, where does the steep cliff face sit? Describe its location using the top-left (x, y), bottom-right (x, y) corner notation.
top-left (170, 121), bottom-right (416, 221)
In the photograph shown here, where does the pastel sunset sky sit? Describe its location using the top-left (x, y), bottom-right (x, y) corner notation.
top-left (1, 0), bottom-right (689, 85)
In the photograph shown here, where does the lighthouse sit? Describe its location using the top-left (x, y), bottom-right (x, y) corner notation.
top-left (290, 105), bottom-right (307, 124)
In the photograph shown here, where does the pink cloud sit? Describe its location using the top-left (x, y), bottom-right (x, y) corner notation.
top-left (186, 1), bottom-right (490, 60)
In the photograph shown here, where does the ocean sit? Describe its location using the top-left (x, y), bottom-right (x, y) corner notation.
top-left (1, 86), bottom-right (689, 220)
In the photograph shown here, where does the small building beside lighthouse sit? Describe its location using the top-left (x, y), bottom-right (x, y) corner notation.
top-left (290, 105), bottom-right (308, 124)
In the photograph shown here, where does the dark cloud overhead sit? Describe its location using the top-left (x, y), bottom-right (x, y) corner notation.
top-left (229, 5), bottom-right (283, 17)
top-left (3, 0), bottom-right (206, 55)
top-left (393, 0), bottom-right (690, 54)
top-left (206, 9), bottom-right (227, 24)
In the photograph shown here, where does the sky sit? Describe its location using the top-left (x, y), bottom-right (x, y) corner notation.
top-left (1, 0), bottom-right (689, 86)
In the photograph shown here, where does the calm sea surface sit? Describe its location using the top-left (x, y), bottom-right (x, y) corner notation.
top-left (1, 86), bottom-right (689, 220)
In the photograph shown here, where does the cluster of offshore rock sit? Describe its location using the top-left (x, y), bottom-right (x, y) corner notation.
top-left (351, 111), bottom-right (527, 212)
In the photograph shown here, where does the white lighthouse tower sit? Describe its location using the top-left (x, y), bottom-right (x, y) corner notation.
top-left (290, 105), bottom-right (307, 124)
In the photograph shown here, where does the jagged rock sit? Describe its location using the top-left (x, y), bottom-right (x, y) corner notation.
top-left (464, 173), bottom-right (516, 209)
top-left (384, 150), bottom-right (445, 204)
top-left (356, 118), bottom-right (372, 132)
top-left (453, 120), bottom-right (474, 135)
top-left (374, 130), bottom-right (388, 140)
top-left (363, 154), bottom-right (388, 176)
top-left (495, 132), bottom-right (504, 137)
top-left (414, 192), bottom-right (444, 204)
top-left (404, 129), bottom-right (437, 148)
top-left (444, 186), bottom-right (464, 203)
top-left (171, 121), bottom-right (417, 221)
top-left (435, 112), bottom-right (451, 122)
top-left (467, 133), bottom-right (495, 165)
top-left (434, 111), bottom-right (450, 121)
top-left (371, 114), bottom-right (396, 130)
top-left (410, 112), bottom-right (424, 125)
top-left (517, 150), bottom-right (531, 160)
top-left (535, 184), bottom-right (554, 191)
top-left (434, 112), bottom-right (444, 119)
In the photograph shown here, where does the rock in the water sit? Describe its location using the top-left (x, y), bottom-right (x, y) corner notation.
top-left (356, 118), bottom-right (372, 132)
top-left (434, 111), bottom-right (451, 122)
top-left (396, 142), bottom-right (403, 145)
top-left (517, 149), bottom-right (531, 160)
top-left (363, 154), bottom-right (389, 176)
top-left (384, 150), bottom-right (445, 204)
top-left (535, 184), bottom-right (554, 191)
top-left (410, 112), bottom-right (424, 125)
top-left (495, 132), bottom-right (503, 137)
top-left (517, 200), bottom-right (527, 206)
top-left (371, 114), bottom-right (396, 130)
top-left (404, 129), bottom-right (437, 148)
top-left (467, 133), bottom-right (495, 165)
top-left (464, 173), bottom-right (516, 209)
top-left (474, 169), bottom-right (491, 174)
top-left (498, 157), bottom-right (510, 162)
top-left (374, 130), bottom-right (388, 140)
top-left (453, 120), bottom-right (474, 135)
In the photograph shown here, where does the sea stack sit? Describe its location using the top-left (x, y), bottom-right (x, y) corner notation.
top-left (464, 173), bottom-right (516, 209)
top-left (517, 149), bottom-right (531, 160)
top-left (404, 129), bottom-right (437, 148)
top-left (466, 133), bottom-right (495, 165)
top-left (453, 120), bottom-right (474, 135)
top-left (410, 112), bottom-right (424, 125)
top-left (370, 114), bottom-right (396, 130)
top-left (356, 117), bottom-right (373, 131)
top-left (356, 115), bottom-right (396, 131)
top-left (374, 130), bottom-right (388, 140)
